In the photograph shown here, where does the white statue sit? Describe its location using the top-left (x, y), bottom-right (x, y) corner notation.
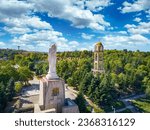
top-left (46, 44), bottom-right (59, 79)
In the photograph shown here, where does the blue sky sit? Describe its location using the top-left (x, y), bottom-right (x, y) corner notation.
top-left (0, 0), bottom-right (150, 52)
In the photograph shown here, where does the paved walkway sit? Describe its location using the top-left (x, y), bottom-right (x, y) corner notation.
top-left (20, 77), bottom-right (40, 108)
top-left (118, 94), bottom-right (146, 113)
top-left (68, 86), bottom-right (146, 113)
top-left (109, 94), bottom-right (146, 113)
top-left (67, 86), bottom-right (99, 112)
top-left (21, 77), bottom-right (40, 96)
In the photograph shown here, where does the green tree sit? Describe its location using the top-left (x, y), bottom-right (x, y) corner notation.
top-left (6, 77), bottom-right (15, 101)
top-left (18, 67), bottom-right (33, 84)
top-left (75, 92), bottom-right (87, 113)
top-left (15, 82), bottom-right (23, 93)
top-left (79, 72), bottom-right (93, 94)
top-left (145, 81), bottom-right (150, 98)
top-left (87, 76), bottom-right (100, 99)
top-left (98, 73), bottom-right (118, 106)
top-left (0, 82), bottom-right (7, 112)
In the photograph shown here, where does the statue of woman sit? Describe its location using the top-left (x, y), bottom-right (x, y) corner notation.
top-left (46, 44), bottom-right (59, 79)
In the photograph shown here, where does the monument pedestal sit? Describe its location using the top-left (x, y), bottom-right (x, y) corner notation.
top-left (34, 44), bottom-right (79, 113)
top-left (39, 77), bottom-right (65, 112)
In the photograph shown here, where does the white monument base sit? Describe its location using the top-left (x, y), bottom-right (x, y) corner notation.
top-left (46, 72), bottom-right (59, 80)
top-left (38, 77), bottom-right (65, 112)
top-left (34, 77), bottom-right (79, 113)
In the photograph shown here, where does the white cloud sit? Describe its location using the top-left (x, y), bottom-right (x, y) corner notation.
top-left (3, 16), bottom-right (52, 34)
top-left (81, 33), bottom-right (94, 40)
top-left (72, 0), bottom-right (112, 12)
top-left (0, 0), bottom-right (52, 33)
top-left (0, 0), bottom-right (111, 35)
top-left (118, 31), bottom-right (128, 34)
top-left (80, 48), bottom-right (89, 51)
top-left (146, 9), bottom-right (150, 19)
top-left (3, 26), bottom-right (31, 34)
top-left (68, 41), bottom-right (80, 49)
top-left (69, 41), bottom-right (79, 46)
top-left (1, 0), bottom-right (149, 52)
top-left (30, 0), bottom-right (110, 31)
top-left (102, 34), bottom-right (149, 46)
top-left (11, 30), bottom-right (81, 52)
top-left (72, 0), bottom-right (85, 10)
top-left (0, 42), bottom-right (5, 46)
top-left (119, 0), bottom-right (150, 13)
top-left (0, 0), bottom-right (33, 19)
top-left (102, 34), bottom-right (150, 50)
top-left (134, 17), bottom-right (141, 22)
top-left (125, 24), bottom-right (136, 28)
top-left (84, 0), bottom-right (112, 12)
top-left (130, 34), bottom-right (149, 42)
top-left (12, 30), bottom-right (65, 44)
top-left (125, 22), bottom-right (150, 34)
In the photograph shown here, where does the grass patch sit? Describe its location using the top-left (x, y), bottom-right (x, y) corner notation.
top-left (103, 100), bottom-right (125, 112)
top-left (93, 106), bottom-right (104, 113)
top-left (86, 106), bottom-right (92, 113)
top-left (131, 98), bottom-right (150, 113)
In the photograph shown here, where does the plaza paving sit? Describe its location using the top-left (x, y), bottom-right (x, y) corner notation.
top-left (20, 77), bottom-right (77, 108)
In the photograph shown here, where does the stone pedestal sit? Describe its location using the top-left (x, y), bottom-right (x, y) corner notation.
top-left (34, 44), bottom-right (79, 113)
top-left (39, 77), bottom-right (65, 112)
top-left (46, 72), bottom-right (59, 80)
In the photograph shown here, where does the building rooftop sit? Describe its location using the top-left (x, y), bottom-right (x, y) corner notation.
top-left (95, 42), bottom-right (103, 46)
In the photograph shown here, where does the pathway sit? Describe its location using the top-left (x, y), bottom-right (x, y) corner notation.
top-left (118, 94), bottom-right (146, 113)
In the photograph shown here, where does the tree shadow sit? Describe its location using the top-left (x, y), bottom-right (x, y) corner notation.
top-left (20, 98), bottom-right (33, 104)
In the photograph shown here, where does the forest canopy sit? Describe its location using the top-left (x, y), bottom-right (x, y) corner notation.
top-left (0, 49), bottom-right (150, 111)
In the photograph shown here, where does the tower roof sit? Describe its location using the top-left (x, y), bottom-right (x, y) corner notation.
top-left (95, 42), bottom-right (103, 46)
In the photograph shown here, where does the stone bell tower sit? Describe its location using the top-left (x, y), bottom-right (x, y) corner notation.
top-left (92, 42), bottom-right (105, 75)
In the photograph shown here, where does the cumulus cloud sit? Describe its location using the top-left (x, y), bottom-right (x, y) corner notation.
top-left (133, 17), bottom-right (141, 22)
top-left (102, 34), bottom-right (149, 46)
top-left (125, 22), bottom-right (150, 34)
top-left (69, 41), bottom-right (79, 46)
top-left (30, 0), bottom-right (110, 31)
top-left (72, 0), bottom-right (112, 12)
top-left (0, 0), bottom-right (149, 52)
top-left (0, 42), bottom-right (5, 46)
top-left (146, 9), bottom-right (150, 19)
top-left (68, 41), bottom-right (80, 49)
top-left (11, 30), bottom-right (80, 51)
top-left (12, 30), bottom-right (65, 44)
top-left (0, 0), bottom-right (85, 51)
top-left (84, 0), bottom-right (112, 12)
top-left (0, 0), bottom-right (111, 34)
top-left (3, 26), bottom-right (31, 34)
top-left (119, 0), bottom-right (150, 13)
top-left (0, 0), bottom-right (33, 19)
top-left (118, 31), bottom-right (128, 34)
top-left (81, 33), bottom-right (94, 40)
top-left (2, 16), bottom-right (52, 34)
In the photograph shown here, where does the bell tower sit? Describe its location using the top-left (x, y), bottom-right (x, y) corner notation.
top-left (92, 42), bottom-right (105, 75)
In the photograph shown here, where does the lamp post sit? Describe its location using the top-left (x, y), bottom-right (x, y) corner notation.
top-left (111, 106), bottom-right (116, 113)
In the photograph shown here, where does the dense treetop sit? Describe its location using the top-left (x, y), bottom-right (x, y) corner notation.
top-left (0, 49), bottom-right (150, 112)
